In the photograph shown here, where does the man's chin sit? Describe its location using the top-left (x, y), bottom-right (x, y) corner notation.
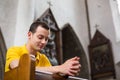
top-left (36, 47), bottom-right (43, 51)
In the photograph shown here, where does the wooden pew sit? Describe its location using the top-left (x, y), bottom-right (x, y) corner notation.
top-left (4, 54), bottom-right (87, 80)
top-left (4, 54), bottom-right (35, 80)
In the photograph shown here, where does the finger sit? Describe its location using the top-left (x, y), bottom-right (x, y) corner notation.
top-left (67, 70), bottom-right (77, 76)
top-left (71, 61), bottom-right (80, 65)
top-left (76, 57), bottom-right (80, 60)
top-left (70, 56), bottom-right (78, 61)
top-left (70, 65), bottom-right (81, 70)
top-left (73, 56), bottom-right (80, 60)
top-left (67, 72), bottom-right (76, 76)
top-left (69, 69), bottom-right (79, 75)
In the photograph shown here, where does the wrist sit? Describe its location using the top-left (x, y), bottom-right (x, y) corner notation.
top-left (54, 65), bottom-right (61, 73)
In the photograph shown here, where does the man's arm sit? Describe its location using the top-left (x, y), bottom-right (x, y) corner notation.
top-left (9, 56), bottom-right (81, 76)
top-left (36, 56), bottom-right (81, 76)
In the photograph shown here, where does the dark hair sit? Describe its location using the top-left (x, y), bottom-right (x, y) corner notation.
top-left (29, 21), bottom-right (49, 33)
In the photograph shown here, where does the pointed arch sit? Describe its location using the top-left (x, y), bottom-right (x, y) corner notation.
top-left (61, 23), bottom-right (89, 79)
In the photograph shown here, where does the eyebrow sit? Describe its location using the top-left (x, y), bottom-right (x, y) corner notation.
top-left (37, 35), bottom-right (49, 39)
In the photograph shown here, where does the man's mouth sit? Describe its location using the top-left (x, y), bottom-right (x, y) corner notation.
top-left (38, 45), bottom-right (44, 49)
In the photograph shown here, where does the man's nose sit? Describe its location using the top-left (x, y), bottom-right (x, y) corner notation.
top-left (41, 39), bottom-right (46, 44)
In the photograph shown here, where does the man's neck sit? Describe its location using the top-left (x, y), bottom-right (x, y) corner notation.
top-left (26, 43), bottom-right (37, 56)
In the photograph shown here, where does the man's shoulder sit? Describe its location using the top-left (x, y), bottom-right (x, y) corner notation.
top-left (8, 45), bottom-right (24, 51)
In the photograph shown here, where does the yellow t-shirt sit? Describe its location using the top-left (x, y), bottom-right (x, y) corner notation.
top-left (5, 45), bottom-right (51, 72)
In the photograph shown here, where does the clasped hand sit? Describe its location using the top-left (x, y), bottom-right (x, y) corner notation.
top-left (59, 56), bottom-right (81, 76)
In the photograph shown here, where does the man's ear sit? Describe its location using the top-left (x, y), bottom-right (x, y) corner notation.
top-left (27, 31), bottom-right (32, 39)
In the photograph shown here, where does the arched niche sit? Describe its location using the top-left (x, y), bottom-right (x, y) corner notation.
top-left (61, 23), bottom-right (89, 79)
top-left (36, 8), bottom-right (62, 66)
top-left (88, 30), bottom-right (116, 80)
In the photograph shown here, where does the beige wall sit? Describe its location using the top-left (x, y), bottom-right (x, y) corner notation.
top-left (0, 0), bottom-right (18, 48)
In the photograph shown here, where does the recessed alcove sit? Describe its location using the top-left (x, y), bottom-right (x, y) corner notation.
top-left (61, 23), bottom-right (89, 79)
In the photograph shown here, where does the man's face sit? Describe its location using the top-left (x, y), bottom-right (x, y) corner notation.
top-left (28, 26), bottom-right (49, 51)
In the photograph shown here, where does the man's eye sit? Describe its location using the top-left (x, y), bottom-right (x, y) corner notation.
top-left (45, 38), bottom-right (48, 41)
top-left (39, 37), bottom-right (42, 39)
top-left (38, 36), bottom-right (43, 39)
top-left (38, 36), bottom-right (48, 41)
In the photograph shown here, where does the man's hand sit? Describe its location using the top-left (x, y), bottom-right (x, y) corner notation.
top-left (9, 60), bottom-right (19, 69)
top-left (58, 56), bottom-right (81, 76)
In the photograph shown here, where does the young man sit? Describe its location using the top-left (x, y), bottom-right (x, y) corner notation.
top-left (5, 21), bottom-right (81, 76)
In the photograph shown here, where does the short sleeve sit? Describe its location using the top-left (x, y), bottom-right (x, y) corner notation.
top-left (5, 47), bottom-right (20, 72)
